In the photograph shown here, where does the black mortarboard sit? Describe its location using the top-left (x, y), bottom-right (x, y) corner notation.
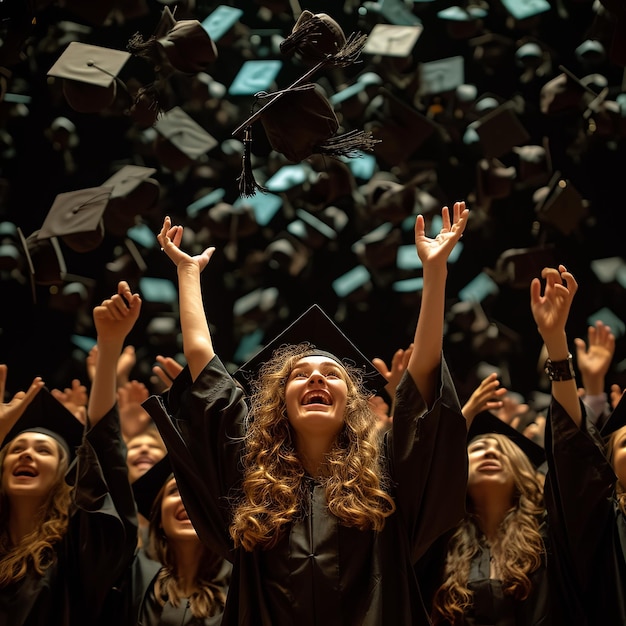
top-left (436, 5), bottom-right (487, 39)
top-left (1, 387), bottom-right (84, 462)
top-left (18, 228), bottom-right (67, 301)
top-left (37, 186), bottom-right (113, 253)
top-left (364, 88), bottom-right (438, 167)
top-left (237, 84), bottom-right (378, 196)
top-left (102, 165), bottom-right (161, 237)
top-left (468, 410), bottom-right (546, 469)
top-left (534, 174), bottom-right (587, 236)
top-left (233, 304), bottom-right (387, 396)
top-left (47, 42), bottom-right (131, 113)
top-left (474, 100), bottom-right (530, 159)
top-left (131, 454), bottom-right (173, 519)
top-left (486, 245), bottom-right (557, 290)
top-left (153, 106), bottom-right (218, 171)
top-left (280, 10), bottom-right (347, 63)
top-left (127, 6), bottom-right (217, 76)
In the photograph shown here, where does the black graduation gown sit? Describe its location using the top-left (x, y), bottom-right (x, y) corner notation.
top-left (143, 355), bottom-right (468, 626)
top-left (0, 407), bottom-right (138, 626)
top-left (416, 519), bottom-right (556, 626)
top-left (543, 398), bottom-right (625, 625)
top-left (106, 548), bottom-right (231, 626)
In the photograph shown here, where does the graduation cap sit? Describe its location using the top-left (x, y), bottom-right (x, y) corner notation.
top-left (364, 88), bottom-right (438, 167)
top-left (47, 42), bottom-right (131, 114)
top-left (362, 175), bottom-right (417, 223)
top-left (362, 24), bottom-right (423, 58)
top-left (418, 56), bottom-right (465, 96)
top-left (131, 454), bottom-right (173, 519)
top-left (202, 5), bottom-right (244, 42)
top-left (233, 304), bottom-right (387, 396)
top-left (468, 410), bottom-right (546, 469)
top-left (127, 6), bottom-right (217, 76)
top-left (474, 100), bottom-right (530, 159)
top-left (17, 228), bottom-right (67, 301)
top-left (499, 0), bottom-right (550, 21)
top-left (436, 4), bottom-right (488, 39)
top-left (236, 84), bottom-right (379, 197)
top-left (102, 165), bottom-right (161, 237)
top-left (534, 174), bottom-right (587, 236)
top-left (153, 106), bottom-right (218, 171)
top-left (37, 186), bottom-right (113, 253)
top-left (352, 222), bottom-right (402, 270)
top-left (1, 387), bottom-right (84, 463)
top-left (280, 10), bottom-right (348, 63)
top-left (228, 60), bottom-right (283, 97)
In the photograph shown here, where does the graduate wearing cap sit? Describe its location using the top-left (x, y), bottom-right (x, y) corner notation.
top-left (533, 265), bottom-right (626, 625)
top-left (0, 279), bottom-right (140, 626)
top-left (416, 407), bottom-right (562, 626)
top-left (107, 454), bottom-right (231, 626)
top-left (142, 202), bottom-right (469, 626)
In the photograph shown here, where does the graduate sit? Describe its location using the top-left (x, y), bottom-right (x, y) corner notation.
top-left (533, 264), bottom-right (625, 625)
top-left (0, 281), bottom-right (139, 625)
top-left (142, 202), bottom-right (469, 626)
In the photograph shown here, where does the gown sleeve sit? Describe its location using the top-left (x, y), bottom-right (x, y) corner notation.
top-left (386, 356), bottom-right (468, 563)
top-left (143, 356), bottom-right (248, 561)
top-left (65, 406), bottom-right (139, 621)
top-left (543, 397), bottom-right (617, 607)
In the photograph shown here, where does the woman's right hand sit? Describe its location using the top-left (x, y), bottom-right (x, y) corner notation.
top-left (157, 216), bottom-right (215, 272)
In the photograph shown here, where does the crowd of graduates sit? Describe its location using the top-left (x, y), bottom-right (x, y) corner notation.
top-left (1, 0), bottom-right (626, 624)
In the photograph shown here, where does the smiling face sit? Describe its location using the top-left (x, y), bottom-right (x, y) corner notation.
top-left (1, 432), bottom-right (63, 503)
top-left (466, 435), bottom-right (516, 505)
top-left (159, 477), bottom-right (199, 544)
top-left (284, 355), bottom-right (349, 444)
top-left (126, 432), bottom-right (167, 484)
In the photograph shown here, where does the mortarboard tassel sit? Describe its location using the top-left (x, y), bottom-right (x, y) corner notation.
top-left (279, 15), bottom-right (325, 56)
top-left (238, 126), bottom-right (268, 198)
top-left (318, 129), bottom-right (381, 158)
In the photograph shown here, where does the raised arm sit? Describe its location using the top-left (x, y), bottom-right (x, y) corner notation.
top-left (530, 265), bottom-right (581, 426)
top-left (157, 216), bottom-right (216, 382)
top-left (88, 281), bottom-right (142, 425)
top-left (407, 202), bottom-right (469, 405)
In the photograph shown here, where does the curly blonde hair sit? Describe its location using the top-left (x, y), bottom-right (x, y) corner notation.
top-left (229, 343), bottom-right (396, 552)
top-left (0, 436), bottom-right (72, 587)
top-left (149, 478), bottom-right (228, 619)
top-left (431, 433), bottom-right (545, 625)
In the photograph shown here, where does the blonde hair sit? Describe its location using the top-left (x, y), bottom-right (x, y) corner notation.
top-left (229, 343), bottom-right (396, 551)
top-left (606, 427), bottom-right (626, 515)
top-left (0, 436), bottom-right (72, 586)
top-left (148, 478), bottom-right (227, 619)
top-left (431, 433), bottom-right (545, 624)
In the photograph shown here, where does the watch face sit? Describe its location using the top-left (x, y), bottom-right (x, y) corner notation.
top-left (363, 24), bottom-right (424, 58)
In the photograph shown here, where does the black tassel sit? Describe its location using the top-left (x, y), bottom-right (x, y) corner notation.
top-left (318, 129), bottom-right (381, 158)
top-left (279, 16), bottom-right (323, 56)
top-left (327, 32), bottom-right (368, 68)
top-left (237, 127), bottom-right (268, 198)
top-left (127, 33), bottom-right (164, 71)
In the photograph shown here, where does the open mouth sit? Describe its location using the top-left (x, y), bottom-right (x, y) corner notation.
top-left (13, 466), bottom-right (38, 477)
top-left (175, 508), bottom-right (190, 522)
top-left (302, 391), bottom-right (332, 406)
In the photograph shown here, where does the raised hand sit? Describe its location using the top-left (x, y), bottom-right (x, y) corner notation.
top-left (462, 372), bottom-right (508, 424)
top-left (151, 355), bottom-right (184, 392)
top-left (574, 320), bottom-right (615, 396)
top-left (117, 380), bottom-right (151, 440)
top-left (530, 265), bottom-right (578, 344)
top-left (93, 281), bottom-right (142, 345)
top-left (414, 201), bottom-right (469, 268)
top-left (0, 364), bottom-right (45, 441)
top-left (51, 378), bottom-right (88, 425)
top-left (372, 344), bottom-right (414, 399)
top-left (157, 216), bottom-right (215, 272)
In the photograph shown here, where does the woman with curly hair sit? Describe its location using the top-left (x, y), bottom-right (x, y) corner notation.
top-left (143, 202), bottom-right (469, 626)
top-left (0, 280), bottom-right (140, 626)
top-left (422, 411), bottom-right (553, 626)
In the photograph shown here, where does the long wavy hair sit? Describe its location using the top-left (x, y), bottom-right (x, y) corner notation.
top-left (0, 436), bottom-right (71, 586)
top-left (149, 479), bottom-right (228, 619)
top-left (229, 343), bottom-right (396, 552)
top-left (606, 428), bottom-right (626, 515)
top-left (431, 433), bottom-right (545, 625)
